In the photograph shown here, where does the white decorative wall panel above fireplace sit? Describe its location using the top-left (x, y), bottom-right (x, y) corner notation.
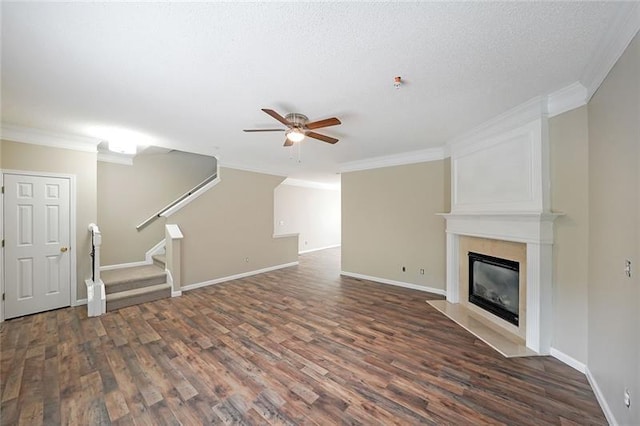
top-left (442, 105), bottom-right (560, 355)
top-left (451, 119), bottom-right (549, 213)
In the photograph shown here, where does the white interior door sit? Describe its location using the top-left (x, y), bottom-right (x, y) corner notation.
top-left (4, 174), bottom-right (71, 319)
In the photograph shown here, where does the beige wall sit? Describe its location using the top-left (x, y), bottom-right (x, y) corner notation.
top-left (170, 167), bottom-right (298, 286)
top-left (549, 105), bottom-right (589, 363)
top-left (97, 151), bottom-right (216, 265)
top-left (587, 32), bottom-right (639, 425)
top-left (1, 140), bottom-right (97, 301)
top-left (341, 160), bottom-right (447, 291)
top-left (274, 184), bottom-right (341, 253)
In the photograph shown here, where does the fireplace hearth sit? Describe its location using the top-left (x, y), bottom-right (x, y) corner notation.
top-left (468, 252), bottom-right (520, 326)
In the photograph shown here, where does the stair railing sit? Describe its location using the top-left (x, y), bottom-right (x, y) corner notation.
top-left (89, 223), bottom-right (101, 283)
top-left (86, 223), bottom-right (106, 316)
top-left (136, 169), bottom-right (219, 231)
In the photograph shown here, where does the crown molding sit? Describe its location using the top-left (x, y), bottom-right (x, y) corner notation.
top-left (0, 124), bottom-right (100, 153)
top-left (97, 152), bottom-right (134, 165)
top-left (445, 80), bottom-right (589, 150)
top-left (581, 1), bottom-right (640, 101)
top-left (282, 178), bottom-right (340, 191)
top-left (546, 82), bottom-right (588, 118)
top-left (340, 147), bottom-right (445, 173)
top-left (447, 96), bottom-right (546, 151)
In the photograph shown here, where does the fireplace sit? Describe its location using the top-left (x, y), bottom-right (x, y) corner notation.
top-left (468, 252), bottom-right (520, 326)
top-left (437, 114), bottom-right (559, 354)
top-left (441, 213), bottom-right (559, 354)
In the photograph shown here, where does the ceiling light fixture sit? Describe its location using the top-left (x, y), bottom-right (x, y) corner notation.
top-left (285, 128), bottom-right (305, 143)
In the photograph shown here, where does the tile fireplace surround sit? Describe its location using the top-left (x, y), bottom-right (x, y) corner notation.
top-left (437, 212), bottom-right (561, 355)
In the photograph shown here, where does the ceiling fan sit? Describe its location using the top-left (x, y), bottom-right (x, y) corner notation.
top-left (244, 108), bottom-right (341, 146)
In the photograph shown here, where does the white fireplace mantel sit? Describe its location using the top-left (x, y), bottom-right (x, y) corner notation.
top-left (438, 212), bottom-right (563, 244)
top-left (440, 211), bottom-right (563, 355)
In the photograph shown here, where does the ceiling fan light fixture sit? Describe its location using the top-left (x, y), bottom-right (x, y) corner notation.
top-left (286, 128), bottom-right (305, 143)
top-left (245, 109), bottom-right (340, 145)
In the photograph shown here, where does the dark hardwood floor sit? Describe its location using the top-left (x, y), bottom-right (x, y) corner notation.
top-left (1, 248), bottom-right (605, 425)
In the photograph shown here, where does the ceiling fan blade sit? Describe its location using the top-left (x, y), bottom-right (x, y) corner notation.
top-left (262, 109), bottom-right (291, 126)
top-left (306, 131), bottom-right (339, 144)
top-left (284, 138), bottom-right (293, 147)
top-left (306, 117), bottom-right (341, 130)
top-left (243, 129), bottom-right (285, 132)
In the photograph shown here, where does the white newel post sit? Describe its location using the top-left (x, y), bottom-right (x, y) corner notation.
top-left (86, 223), bottom-right (106, 317)
top-left (165, 224), bottom-right (184, 297)
top-left (93, 232), bottom-right (101, 284)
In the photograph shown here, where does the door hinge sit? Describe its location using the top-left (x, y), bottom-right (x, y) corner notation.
top-left (1, 186), bottom-right (3, 194)
top-left (2, 293), bottom-right (4, 301)
top-left (1, 240), bottom-right (3, 248)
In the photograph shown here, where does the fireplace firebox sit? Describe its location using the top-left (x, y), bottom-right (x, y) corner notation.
top-left (468, 252), bottom-right (520, 326)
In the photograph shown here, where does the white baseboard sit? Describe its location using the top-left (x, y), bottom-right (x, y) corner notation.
top-left (182, 261), bottom-right (299, 292)
top-left (171, 290), bottom-right (182, 297)
top-left (340, 271), bottom-right (447, 296)
top-left (273, 232), bottom-right (299, 239)
top-left (101, 239), bottom-right (166, 271)
top-left (549, 347), bottom-right (586, 373)
top-left (74, 298), bottom-right (87, 306)
top-left (551, 349), bottom-right (617, 425)
top-left (101, 259), bottom-right (149, 271)
top-left (299, 244), bottom-right (341, 255)
top-left (145, 239), bottom-right (166, 263)
top-left (586, 366), bottom-right (618, 426)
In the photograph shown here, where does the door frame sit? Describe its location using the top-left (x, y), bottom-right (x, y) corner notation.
top-left (1, 169), bottom-right (78, 321)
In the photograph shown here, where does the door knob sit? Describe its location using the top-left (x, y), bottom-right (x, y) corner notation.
top-left (60, 247), bottom-right (68, 253)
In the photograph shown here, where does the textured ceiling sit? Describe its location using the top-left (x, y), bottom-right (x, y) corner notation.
top-left (0, 2), bottom-right (630, 183)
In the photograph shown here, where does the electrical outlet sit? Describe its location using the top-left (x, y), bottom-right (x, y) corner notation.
top-left (420, 269), bottom-right (425, 275)
top-left (624, 388), bottom-right (631, 408)
top-left (625, 259), bottom-right (631, 278)
top-left (244, 257), bottom-right (249, 263)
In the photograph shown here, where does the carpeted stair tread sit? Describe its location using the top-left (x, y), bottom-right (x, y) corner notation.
top-left (106, 283), bottom-right (171, 301)
top-left (106, 283), bottom-right (171, 311)
top-left (102, 264), bottom-right (166, 294)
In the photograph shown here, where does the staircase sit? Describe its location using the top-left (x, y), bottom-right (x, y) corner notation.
top-left (102, 254), bottom-right (171, 311)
